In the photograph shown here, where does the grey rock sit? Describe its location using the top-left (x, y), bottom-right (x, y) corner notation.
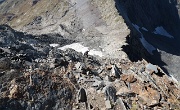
top-left (0, 58), bottom-right (10, 70)
top-left (105, 86), bottom-right (117, 103)
top-left (104, 75), bottom-right (114, 82)
top-left (92, 79), bottom-right (102, 87)
top-left (105, 100), bottom-right (112, 109)
top-left (116, 98), bottom-right (127, 110)
top-left (110, 64), bottom-right (122, 78)
top-left (140, 67), bottom-right (145, 73)
top-left (78, 88), bottom-right (87, 102)
top-left (75, 62), bottom-right (82, 70)
top-left (146, 63), bottom-right (158, 73)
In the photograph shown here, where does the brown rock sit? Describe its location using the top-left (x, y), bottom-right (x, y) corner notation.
top-left (138, 86), bottom-right (160, 107)
top-left (9, 84), bottom-right (18, 98)
top-left (121, 74), bottom-right (137, 83)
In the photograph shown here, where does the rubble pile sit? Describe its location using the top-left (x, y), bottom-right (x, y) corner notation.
top-left (0, 25), bottom-right (180, 110)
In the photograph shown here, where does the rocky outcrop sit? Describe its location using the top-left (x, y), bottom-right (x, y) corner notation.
top-left (0, 25), bottom-right (180, 110)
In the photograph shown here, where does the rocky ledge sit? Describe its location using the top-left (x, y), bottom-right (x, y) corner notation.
top-left (0, 25), bottom-right (180, 110)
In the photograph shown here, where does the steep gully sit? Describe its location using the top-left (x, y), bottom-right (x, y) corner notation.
top-left (115, 0), bottom-right (180, 81)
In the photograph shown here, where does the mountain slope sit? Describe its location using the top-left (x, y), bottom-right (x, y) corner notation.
top-left (0, 0), bottom-right (131, 60)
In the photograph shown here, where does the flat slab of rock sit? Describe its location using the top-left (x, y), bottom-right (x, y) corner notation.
top-left (146, 63), bottom-right (158, 73)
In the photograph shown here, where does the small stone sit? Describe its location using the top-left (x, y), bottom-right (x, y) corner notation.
top-left (121, 74), bottom-right (137, 83)
top-left (0, 58), bottom-right (10, 70)
top-left (116, 98), bottom-right (127, 110)
top-left (149, 100), bottom-right (159, 107)
top-left (140, 67), bottom-right (145, 73)
top-left (92, 80), bottom-right (102, 87)
top-left (78, 88), bottom-right (87, 102)
top-left (9, 85), bottom-right (18, 98)
top-left (76, 105), bottom-right (79, 109)
top-left (75, 62), bottom-right (82, 70)
top-left (116, 87), bottom-right (131, 95)
top-left (49, 63), bottom-right (55, 68)
top-left (110, 64), bottom-right (122, 78)
top-left (105, 100), bottom-right (111, 109)
top-left (105, 86), bottom-right (116, 102)
top-left (97, 68), bottom-right (104, 74)
top-left (104, 75), bottom-right (113, 82)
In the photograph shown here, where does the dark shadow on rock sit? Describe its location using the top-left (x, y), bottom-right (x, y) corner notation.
top-left (115, 0), bottom-right (180, 79)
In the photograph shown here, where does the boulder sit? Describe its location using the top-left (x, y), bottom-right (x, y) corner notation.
top-left (78, 88), bottom-right (87, 102)
top-left (146, 63), bottom-right (158, 73)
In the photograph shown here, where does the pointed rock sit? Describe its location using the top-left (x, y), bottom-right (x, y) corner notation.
top-left (105, 86), bottom-right (116, 102)
top-left (78, 88), bottom-right (87, 102)
top-left (110, 64), bottom-right (122, 78)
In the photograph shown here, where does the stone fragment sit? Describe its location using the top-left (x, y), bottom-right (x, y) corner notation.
top-left (105, 86), bottom-right (116, 102)
top-left (116, 87), bottom-right (131, 95)
top-left (110, 64), bottom-right (122, 78)
top-left (9, 85), bottom-right (18, 98)
top-left (75, 62), bottom-right (82, 70)
top-left (78, 88), bottom-right (87, 102)
top-left (121, 74), bottom-right (137, 83)
top-left (149, 100), bottom-right (159, 107)
top-left (0, 58), bottom-right (10, 70)
top-left (138, 86), bottom-right (160, 107)
top-left (146, 63), bottom-right (158, 73)
top-left (105, 100), bottom-right (111, 109)
top-left (116, 98), bottom-right (127, 110)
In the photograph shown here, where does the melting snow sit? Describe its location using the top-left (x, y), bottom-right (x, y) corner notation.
top-left (153, 26), bottom-right (174, 38)
top-left (132, 24), bottom-right (156, 55)
top-left (58, 43), bottom-right (103, 57)
top-left (50, 44), bottom-right (59, 47)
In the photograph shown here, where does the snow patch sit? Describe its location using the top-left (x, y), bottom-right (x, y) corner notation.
top-left (132, 24), bottom-right (141, 33)
top-left (153, 26), bottom-right (174, 38)
top-left (132, 24), bottom-right (156, 55)
top-left (89, 49), bottom-right (103, 57)
top-left (140, 37), bottom-right (156, 55)
top-left (50, 44), bottom-right (59, 47)
top-left (142, 27), bottom-right (148, 31)
top-left (58, 43), bottom-right (103, 57)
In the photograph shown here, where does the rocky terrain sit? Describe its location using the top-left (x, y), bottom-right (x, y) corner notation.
top-left (0, 0), bottom-right (180, 80)
top-left (0, 25), bottom-right (180, 110)
top-left (0, 0), bottom-right (180, 110)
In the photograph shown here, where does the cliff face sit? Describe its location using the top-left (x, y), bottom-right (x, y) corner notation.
top-left (115, 0), bottom-right (180, 80)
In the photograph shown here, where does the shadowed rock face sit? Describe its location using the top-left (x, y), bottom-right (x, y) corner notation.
top-left (114, 0), bottom-right (180, 80)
